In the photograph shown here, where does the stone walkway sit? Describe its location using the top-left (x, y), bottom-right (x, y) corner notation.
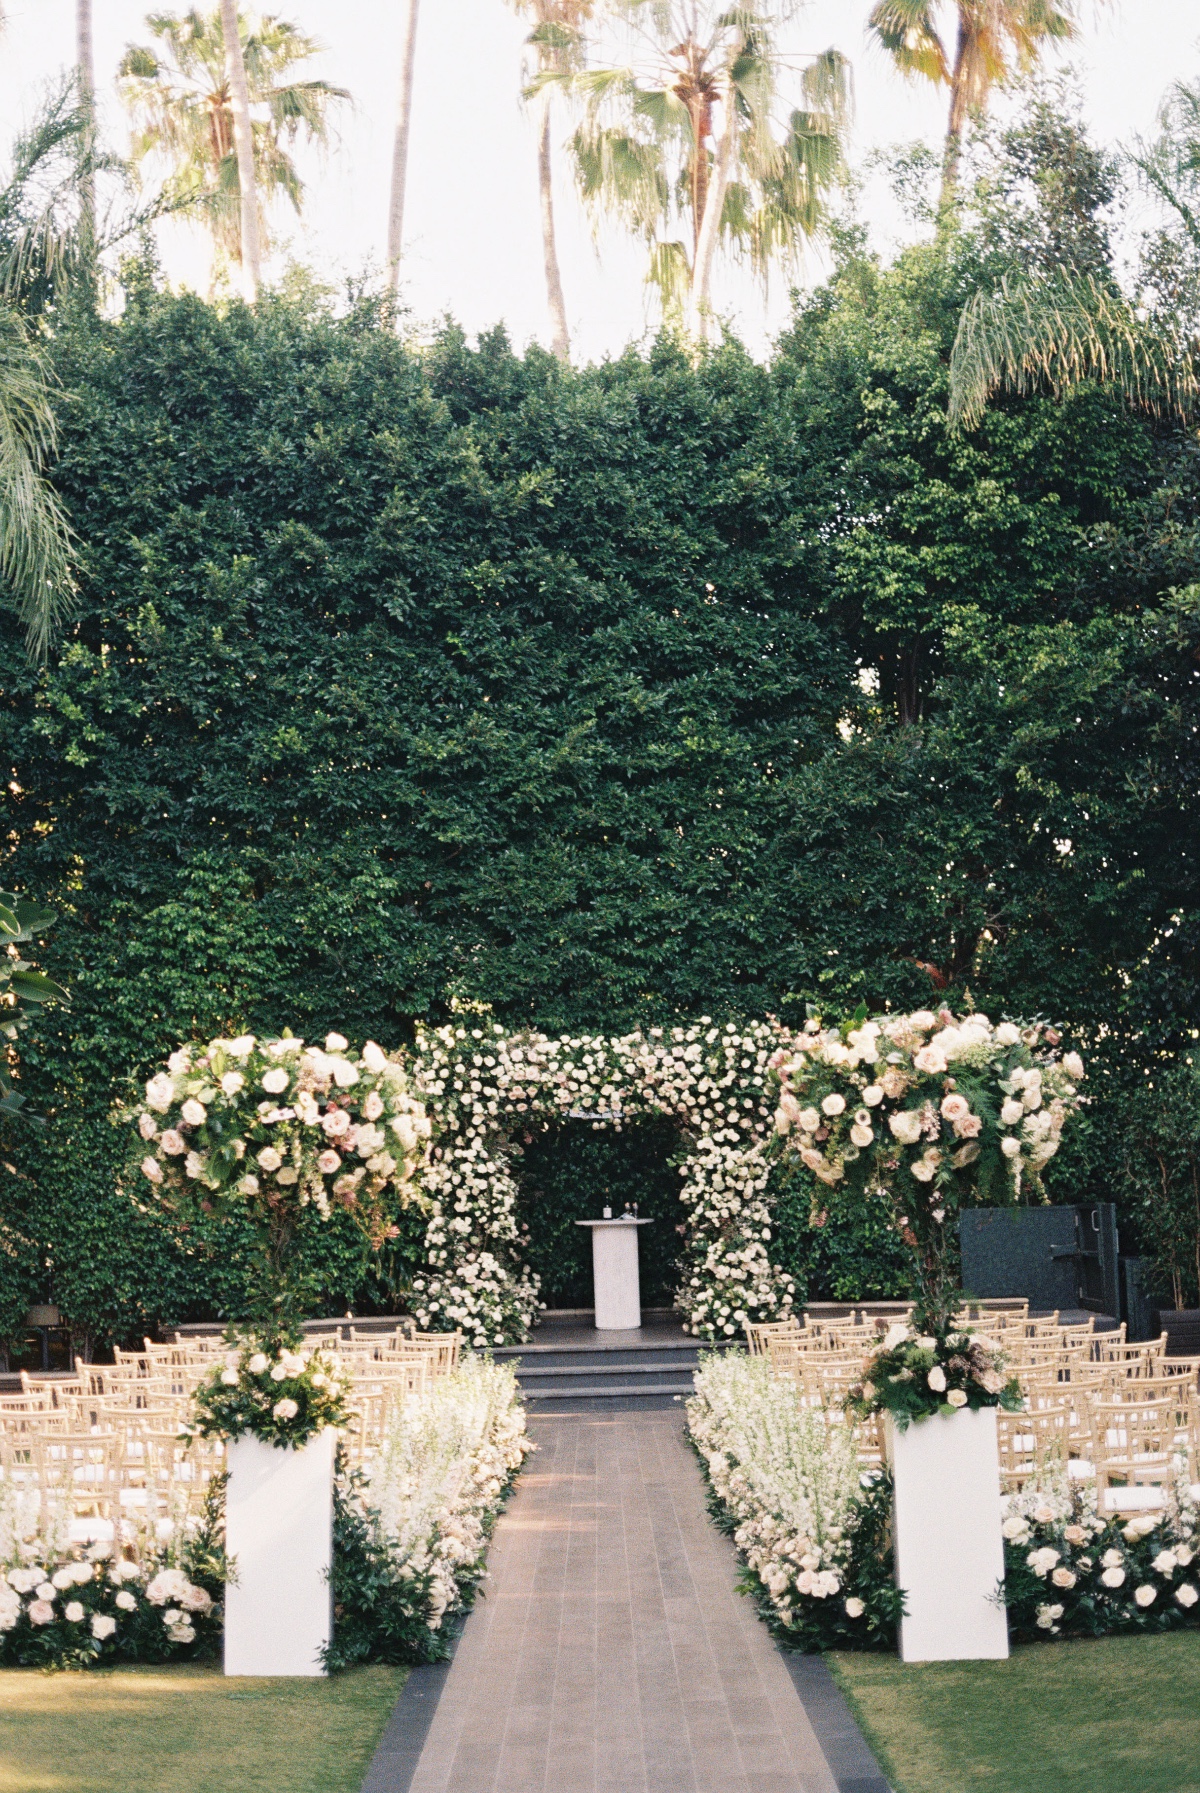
top-left (388, 1410), bottom-right (849, 1793)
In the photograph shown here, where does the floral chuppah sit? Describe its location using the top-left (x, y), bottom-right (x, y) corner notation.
top-left (407, 1018), bottom-right (798, 1347)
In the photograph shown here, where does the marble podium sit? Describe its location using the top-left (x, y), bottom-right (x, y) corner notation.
top-left (576, 1217), bottom-right (653, 1329)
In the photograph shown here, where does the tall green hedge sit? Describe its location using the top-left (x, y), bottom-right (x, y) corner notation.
top-left (2, 242), bottom-right (1197, 1343)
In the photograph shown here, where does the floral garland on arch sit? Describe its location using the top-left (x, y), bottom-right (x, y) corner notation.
top-left (406, 1018), bottom-right (798, 1347)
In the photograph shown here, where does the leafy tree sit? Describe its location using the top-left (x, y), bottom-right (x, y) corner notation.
top-left (557, 0), bottom-right (849, 334)
top-left (119, 8), bottom-right (349, 289)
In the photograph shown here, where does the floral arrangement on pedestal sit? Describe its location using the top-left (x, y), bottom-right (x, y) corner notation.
top-left (1001, 1472), bottom-right (1200, 1641)
top-left (768, 1006), bottom-right (1085, 1333)
top-left (134, 1031), bottom-right (432, 1323)
top-left (687, 1352), bottom-right (903, 1650)
top-left (407, 1017), bottom-right (796, 1346)
top-left (845, 1325), bottom-right (1022, 1430)
top-left (192, 1336), bottom-right (351, 1449)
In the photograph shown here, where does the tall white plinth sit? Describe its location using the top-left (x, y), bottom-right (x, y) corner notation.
top-left (224, 1428), bottom-right (336, 1676)
top-left (888, 1407), bottom-right (1009, 1663)
top-left (575, 1218), bottom-right (653, 1329)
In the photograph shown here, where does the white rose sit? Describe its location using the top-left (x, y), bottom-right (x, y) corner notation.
top-left (221, 1071), bottom-right (246, 1096)
top-left (180, 1099), bottom-right (206, 1127)
top-left (273, 1398), bottom-right (300, 1420)
top-left (238, 1174), bottom-right (260, 1194)
top-left (913, 1046), bottom-right (948, 1074)
top-left (1000, 1137), bottom-right (1021, 1158)
top-left (159, 1128), bottom-right (185, 1156)
top-left (888, 1110), bottom-right (923, 1145)
top-left (247, 1353), bottom-right (270, 1374)
top-left (994, 1022), bottom-right (1021, 1045)
top-left (325, 1032), bottom-right (349, 1052)
top-left (797, 1107), bottom-right (822, 1132)
top-left (229, 1035), bottom-right (256, 1057)
top-left (331, 1059), bottom-right (360, 1088)
top-left (946, 1388), bottom-right (968, 1407)
top-left (910, 1010), bottom-right (936, 1030)
top-left (52, 1567), bottom-right (76, 1590)
top-left (138, 1112), bottom-right (158, 1140)
top-left (64, 1601), bottom-right (85, 1623)
top-left (220, 1368), bottom-right (238, 1386)
top-left (1027, 1548), bottom-right (1061, 1577)
top-left (1063, 1052), bottom-right (1084, 1079)
top-left (1000, 1099), bottom-right (1024, 1126)
top-left (145, 1073), bottom-right (174, 1112)
top-left (850, 1123), bottom-right (874, 1147)
top-left (115, 1588), bottom-right (137, 1611)
top-left (361, 1042), bottom-right (387, 1074)
top-left (862, 1085), bottom-right (884, 1107)
top-left (1002, 1517), bottom-right (1029, 1541)
top-left (141, 1156), bottom-right (163, 1183)
top-left (1101, 1567), bottom-right (1126, 1588)
top-left (821, 1093), bottom-right (846, 1116)
top-left (91, 1613), bottom-right (117, 1640)
top-left (363, 1090), bottom-right (385, 1121)
top-left (927, 1366), bottom-right (947, 1393)
top-left (261, 1068), bottom-right (289, 1095)
top-left (1134, 1584), bottom-right (1157, 1608)
top-left (269, 1363), bottom-right (288, 1381)
top-left (1175, 1583), bottom-right (1199, 1608)
top-left (843, 1596), bottom-right (865, 1619)
top-left (1051, 1567), bottom-right (1076, 1588)
top-left (1152, 1551), bottom-right (1177, 1576)
top-left (256, 1146), bottom-right (283, 1172)
top-left (276, 1166), bottom-right (299, 1185)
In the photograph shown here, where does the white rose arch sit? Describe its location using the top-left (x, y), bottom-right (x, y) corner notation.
top-left (408, 1018), bottom-right (798, 1347)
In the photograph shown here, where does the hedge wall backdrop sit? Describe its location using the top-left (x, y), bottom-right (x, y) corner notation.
top-left (2, 189), bottom-right (1198, 1342)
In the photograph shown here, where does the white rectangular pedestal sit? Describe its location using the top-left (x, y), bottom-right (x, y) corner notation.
top-left (224, 1428), bottom-right (336, 1676)
top-left (888, 1407), bottom-right (1009, 1662)
top-left (576, 1219), bottom-right (651, 1329)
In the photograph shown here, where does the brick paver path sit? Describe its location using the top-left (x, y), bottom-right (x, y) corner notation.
top-left (405, 1409), bottom-right (841, 1793)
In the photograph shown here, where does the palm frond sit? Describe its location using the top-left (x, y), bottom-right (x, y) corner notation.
top-left (0, 307), bottom-right (74, 658)
top-left (948, 271), bottom-right (1200, 431)
top-left (645, 236), bottom-right (691, 312)
top-left (866, 0), bottom-right (947, 86)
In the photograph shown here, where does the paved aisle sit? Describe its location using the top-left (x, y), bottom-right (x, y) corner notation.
top-left (403, 1410), bottom-right (843, 1793)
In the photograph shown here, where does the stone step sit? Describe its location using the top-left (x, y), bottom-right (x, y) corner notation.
top-left (524, 1383), bottom-right (694, 1403)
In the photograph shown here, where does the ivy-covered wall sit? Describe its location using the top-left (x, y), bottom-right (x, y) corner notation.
top-left (2, 245), bottom-right (1197, 1343)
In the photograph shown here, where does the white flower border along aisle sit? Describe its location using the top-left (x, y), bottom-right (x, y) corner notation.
top-left (407, 1018), bottom-right (799, 1346)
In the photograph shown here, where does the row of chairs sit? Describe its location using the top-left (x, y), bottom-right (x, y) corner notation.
top-left (749, 1310), bottom-right (1200, 1506)
top-left (0, 1325), bottom-right (462, 1532)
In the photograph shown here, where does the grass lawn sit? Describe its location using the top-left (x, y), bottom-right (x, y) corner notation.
top-left (0, 1663), bottom-right (405, 1793)
top-left (829, 1634), bottom-right (1200, 1793)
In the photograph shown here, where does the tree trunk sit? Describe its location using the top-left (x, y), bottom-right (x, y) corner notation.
top-left (537, 101), bottom-right (570, 363)
top-left (219, 0), bottom-right (262, 299)
top-left (685, 82), bottom-right (736, 341)
top-left (386, 0), bottom-right (421, 292)
top-left (939, 10), bottom-right (971, 209)
top-left (76, 0), bottom-right (96, 258)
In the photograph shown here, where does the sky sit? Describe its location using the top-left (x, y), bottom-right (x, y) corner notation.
top-left (0, 0), bottom-right (1196, 363)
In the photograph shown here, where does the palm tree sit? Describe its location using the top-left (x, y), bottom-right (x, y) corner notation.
top-left (555, 0), bottom-right (849, 340)
top-left (0, 306), bottom-right (75, 658)
top-left (386, 0), bottom-right (420, 295)
top-left (867, 1), bottom-right (1084, 204)
top-left (512, 1), bottom-right (595, 363)
top-left (119, 9), bottom-right (349, 293)
top-left (219, 0), bottom-right (262, 294)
